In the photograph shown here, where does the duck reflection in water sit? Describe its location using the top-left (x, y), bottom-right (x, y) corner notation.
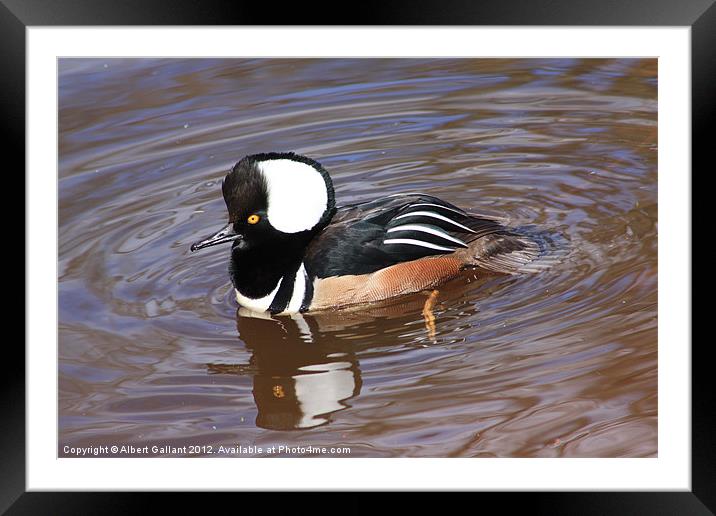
top-left (208, 308), bottom-right (362, 430)
top-left (206, 290), bottom-right (455, 431)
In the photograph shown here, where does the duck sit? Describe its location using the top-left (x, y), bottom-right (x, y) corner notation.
top-left (191, 152), bottom-right (541, 315)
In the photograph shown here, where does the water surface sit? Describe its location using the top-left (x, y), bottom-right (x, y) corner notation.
top-left (59, 58), bottom-right (657, 457)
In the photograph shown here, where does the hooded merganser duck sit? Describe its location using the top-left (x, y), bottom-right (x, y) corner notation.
top-left (191, 152), bottom-right (540, 315)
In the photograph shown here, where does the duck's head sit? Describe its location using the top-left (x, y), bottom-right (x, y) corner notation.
top-left (190, 152), bottom-right (335, 255)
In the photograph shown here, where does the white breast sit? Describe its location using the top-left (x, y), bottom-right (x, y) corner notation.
top-left (234, 263), bottom-right (308, 314)
top-left (235, 279), bottom-right (282, 313)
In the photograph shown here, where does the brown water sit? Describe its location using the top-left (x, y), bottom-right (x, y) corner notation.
top-left (58, 58), bottom-right (657, 458)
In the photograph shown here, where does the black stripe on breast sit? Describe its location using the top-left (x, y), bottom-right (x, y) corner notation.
top-left (268, 268), bottom-right (298, 314)
top-left (300, 271), bottom-right (314, 313)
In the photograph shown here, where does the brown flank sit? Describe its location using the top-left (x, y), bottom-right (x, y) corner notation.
top-left (309, 252), bottom-right (472, 311)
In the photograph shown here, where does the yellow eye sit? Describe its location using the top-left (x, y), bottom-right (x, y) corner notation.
top-left (247, 214), bottom-right (260, 225)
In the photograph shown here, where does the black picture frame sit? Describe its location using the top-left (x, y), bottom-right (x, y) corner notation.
top-left (8, 0), bottom-right (707, 513)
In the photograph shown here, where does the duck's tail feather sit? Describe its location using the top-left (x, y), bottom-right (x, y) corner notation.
top-left (469, 226), bottom-right (568, 274)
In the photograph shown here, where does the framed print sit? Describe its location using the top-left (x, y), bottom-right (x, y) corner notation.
top-left (10, 0), bottom-right (708, 512)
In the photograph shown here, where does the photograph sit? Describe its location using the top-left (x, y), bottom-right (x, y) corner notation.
top-left (58, 57), bottom-right (658, 458)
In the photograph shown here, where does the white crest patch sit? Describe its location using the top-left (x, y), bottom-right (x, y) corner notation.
top-left (258, 159), bottom-right (328, 233)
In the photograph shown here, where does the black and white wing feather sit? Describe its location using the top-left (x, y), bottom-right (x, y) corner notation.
top-left (304, 193), bottom-right (540, 278)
